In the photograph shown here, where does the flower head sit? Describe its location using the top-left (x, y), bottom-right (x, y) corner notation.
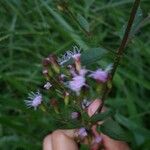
top-left (68, 75), bottom-right (86, 95)
top-left (71, 112), bottom-right (80, 119)
top-left (58, 46), bottom-right (81, 66)
top-left (79, 68), bottom-right (88, 76)
top-left (72, 53), bottom-right (81, 61)
top-left (25, 91), bottom-right (42, 110)
top-left (44, 82), bottom-right (52, 90)
top-left (78, 128), bottom-right (88, 138)
top-left (93, 135), bottom-right (102, 144)
top-left (89, 69), bottom-right (108, 83)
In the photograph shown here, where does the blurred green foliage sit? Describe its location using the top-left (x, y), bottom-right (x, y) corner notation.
top-left (0, 0), bottom-right (150, 149)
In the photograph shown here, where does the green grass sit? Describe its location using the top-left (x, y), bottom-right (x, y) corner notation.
top-left (0, 0), bottom-right (150, 149)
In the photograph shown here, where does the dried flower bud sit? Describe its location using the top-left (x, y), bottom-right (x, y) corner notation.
top-left (43, 58), bottom-right (50, 67)
top-left (50, 99), bottom-right (59, 114)
top-left (59, 74), bottom-right (66, 82)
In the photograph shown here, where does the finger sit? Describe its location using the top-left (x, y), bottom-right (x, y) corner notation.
top-left (101, 134), bottom-right (130, 150)
top-left (57, 129), bottom-right (76, 139)
top-left (43, 134), bottom-right (53, 150)
top-left (87, 99), bottom-right (102, 117)
top-left (91, 125), bottom-right (100, 137)
top-left (52, 130), bottom-right (78, 150)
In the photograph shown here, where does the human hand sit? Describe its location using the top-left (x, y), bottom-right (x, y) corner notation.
top-left (43, 99), bottom-right (130, 150)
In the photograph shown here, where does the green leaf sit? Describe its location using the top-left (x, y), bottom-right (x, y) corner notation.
top-left (115, 113), bottom-right (150, 139)
top-left (0, 116), bottom-right (28, 134)
top-left (118, 7), bottom-right (143, 39)
top-left (77, 14), bottom-right (90, 32)
top-left (80, 144), bottom-right (90, 150)
top-left (97, 119), bottom-right (131, 141)
top-left (84, 0), bottom-right (95, 8)
top-left (42, 1), bottom-right (88, 49)
top-left (90, 109), bottom-right (113, 123)
top-left (81, 47), bottom-right (107, 65)
top-left (129, 7), bottom-right (143, 38)
top-left (64, 47), bottom-right (107, 66)
top-left (119, 69), bottom-right (150, 90)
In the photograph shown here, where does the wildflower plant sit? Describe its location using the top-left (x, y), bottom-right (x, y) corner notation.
top-left (25, 0), bottom-right (145, 149)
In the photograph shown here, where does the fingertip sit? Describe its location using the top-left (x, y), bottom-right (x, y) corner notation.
top-left (87, 99), bottom-right (102, 117)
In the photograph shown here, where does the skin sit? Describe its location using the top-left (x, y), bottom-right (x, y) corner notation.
top-left (43, 99), bottom-right (130, 150)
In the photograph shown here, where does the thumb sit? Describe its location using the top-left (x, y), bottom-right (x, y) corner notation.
top-left (87, 99), bottom-right (102, 117)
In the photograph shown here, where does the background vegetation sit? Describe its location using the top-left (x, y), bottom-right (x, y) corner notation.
top-left (0, 0), bottom-right (150, 149)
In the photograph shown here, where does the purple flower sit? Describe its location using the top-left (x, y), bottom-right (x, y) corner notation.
top-left (58, 46), bottom-right (81, 66)
top-left (25, 91), bottom-right (42, 110)
top-left (79, 68), bottom-right (87, 76)
top-left (89, 69), bottom-right (108, 83)
top-left (71, 112), bottom-right (79, 119)
top-left (68, 75), bottom-right (86, 95)
top-left (72, 53), bottom-right (81, 61)
top-left (69, 67), bottom-right (77, 77)
top-left (78, 128), bottom-right (88, 138)
top-left (44, 82), bottom-right (52, 90)
top-left (94, 135), bottom-right (102, 144)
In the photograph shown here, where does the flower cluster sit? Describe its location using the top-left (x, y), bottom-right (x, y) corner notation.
top-left (25, 46), bottom-right (111, 112)
top-left (25, 90), bottom-right (42, 110)
top-left (25, 46), bottom-right (111, 145)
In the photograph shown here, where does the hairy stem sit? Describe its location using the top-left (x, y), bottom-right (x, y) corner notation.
top-left (99, 0), bottom-right (141, 112)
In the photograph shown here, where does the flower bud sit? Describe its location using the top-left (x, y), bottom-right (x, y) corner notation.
top-left (48, 54), bottom-right (60, 74)
top-left (78, 128), bottom-right (88, 138)
top-left (64, 92), bottom-right (69, 105)
top-left (50, 99), bottom-right (59, 114)
top-left (39, 104), bottom-right (46, 112)
top-left (71, 112), bottom-right (80, 119)
top-left (57, 5), bottom-right (64, 11)
top-left (42, 69), bottom-right (49, 80)
top-left (59, 74), bottom-right (66, 83)
top-left (72, 54), bottom-right (81, 72)
top-left (42, 58), bottom-right (50, 67)
top-left (44, 82), bottom-right (52, 90)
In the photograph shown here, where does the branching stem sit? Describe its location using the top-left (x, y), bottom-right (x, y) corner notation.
top-left (99, 0), bottom-right (141, 112)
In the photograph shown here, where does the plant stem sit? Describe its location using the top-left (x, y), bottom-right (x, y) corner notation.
top-left (99, 0), bottom-right (141, 112)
